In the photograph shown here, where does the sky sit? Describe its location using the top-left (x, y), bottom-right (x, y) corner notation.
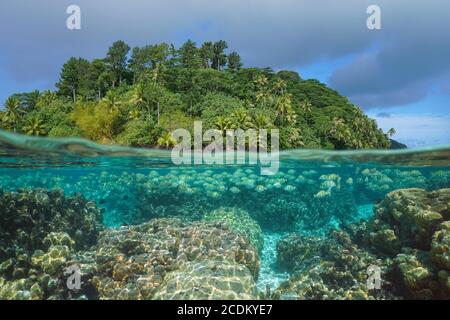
top-left (1, 0), bottom-right (450, 147)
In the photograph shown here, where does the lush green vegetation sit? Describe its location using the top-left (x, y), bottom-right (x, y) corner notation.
top-left (0, 40), bottom-right (393, 149)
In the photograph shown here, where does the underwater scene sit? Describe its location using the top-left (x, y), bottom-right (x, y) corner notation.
top-left (0, 131), bottom-right (449, 300)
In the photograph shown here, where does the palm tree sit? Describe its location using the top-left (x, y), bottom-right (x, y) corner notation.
top-left (22, 116), bottom-right (46, 136)
top-left (299, 99), bottom-right (313, 114)
top-left (130, 84), bottom-right (146, 108)
top-left (230, 109), bottom-right (254, 129)
top-left (330, 117), bottom-right (352, 148)
top-left (275, 93), bottom-right (296, 125)
top-left (272, 78), bottom-right (287, 95)
top-left (252, 113), bottom-right (271, 130)
top-left (157, 132), bottom-right (176, 148)
top-left (3, 97), bottom-right (24, 132)
top-left (215, 116), bottom-right (234, 136)
top-left (387, 128), bottom-right (396, 137)
top-left (254, 75), bottom-right (271, 106)
top-left (102, 91), bottom-right (122, 111)
top-left (128, 109), bottom-right (142, 120)
top-left (37, 90), bottom-right (57, 108)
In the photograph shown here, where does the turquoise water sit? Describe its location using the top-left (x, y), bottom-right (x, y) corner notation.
top-left (1, 130), bottom-right (450, 299)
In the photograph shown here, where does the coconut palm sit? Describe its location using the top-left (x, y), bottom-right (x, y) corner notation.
top-left (215, 116), bottom-right (234, 136)
top-left (272, 78), bottom-right (287, 95)
top-left (130, 84), bottom-right (146, 108)
top-left (102, 91), bottom-right (122, 111)
top-left (230, 108), bottom-right (254, 130)
top-left (299, 100), bottom-right (313, 114)
top-left (330, 117), bottom-right (352, 147)
top-left (22, 116), bottom-right (47, 136)
top-left (157, 132), bottom-right (176, 148)
top-left (254, 75), bottom-right (271, 106)
top-left (128, 109), bottom-right (142, 120)
top-left (275, 93), bottom-right (296, 125)
top-left (252, 113), bottom-right (272, 129)
top-left (387, 128), bottom-right (396, 137)
top-left (3, 97), bottom-right (24, 132)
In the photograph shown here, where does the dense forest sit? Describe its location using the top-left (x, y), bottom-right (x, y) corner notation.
top-left (0, 40), bottom-right (394, 150)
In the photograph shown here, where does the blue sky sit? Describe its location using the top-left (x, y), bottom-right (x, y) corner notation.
top-left (1, 0), bottom-right (450, 147)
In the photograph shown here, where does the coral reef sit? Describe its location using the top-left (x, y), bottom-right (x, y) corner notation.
top-left (203, 207), bottom-right (264, 252)
top-left (1, 165), bottom-right (448, 234)
top-left (274, 231), bottom-right (395, 300)
top-left (0, 189), bottom-right (103, 300)
top-left (1, 166), bottom-right (450, 301)
top-left (274, 188), bottom-right (450, 300)
top-left (88, 218), bottom-right (259, 300)
top-left (153, 259), bottom-right (258, 300)
top-left (366, 188), bottom-right (450, 253)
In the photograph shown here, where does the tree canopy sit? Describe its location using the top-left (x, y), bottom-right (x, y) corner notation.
top-left (0, 39), bottom-right (392, 150)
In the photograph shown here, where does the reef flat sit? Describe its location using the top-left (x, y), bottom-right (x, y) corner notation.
top-left (0, 185), bottom-right (449, 300)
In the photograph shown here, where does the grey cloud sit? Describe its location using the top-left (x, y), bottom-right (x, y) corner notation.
top-left (0, 0), bottom-right (450, 110)
top-left (329, 0), bottom-right (450, 108)
top-left (376, 112), bottom-right (391, 118)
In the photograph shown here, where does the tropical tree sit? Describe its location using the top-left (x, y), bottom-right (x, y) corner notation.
top-left (102, 91), bottom-right (122, 111)
top-left (2, 97), bottom-right (24, 132)
top-left (22, 116), bottom-right (47, 136)
top-left (200, 41), bottom-right (214, 68)
top-left (254, 78), bottom-right (271, 108)
top-left (88, 59), bottom-right (112, 99)
top-left (56, 57), bottom-right (90, 102)
top-left (230, 108), bottom-right (253, 129)
top-left (215, 116), bottom-right (234, 136)
top-left (36, 90), bottom-right (57, 109)
top-left (179, 40), bottom-right (202, 69)
top-left (329, 117), bottom-right (352, 148)
top-left (157, 132), bottom-right (176, 148)
top-left (106, 40), bottom-right (130, 87)
top-left (252, 113), bottom-right (272, 130)
top-left (387, 128), bottom-right (396, 137)
top-left (128, 47), bottom-right (147, 83)
top-left (274, 93), bottom-right (296, 125)
top-left (272, 78), bottom-right (287, 95)
top-left (212, 40), bottom-right (228, 71)
top-left (227, 52), bottom-right (242, 71)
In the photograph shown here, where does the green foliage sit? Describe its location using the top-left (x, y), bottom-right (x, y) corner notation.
top-left (47, 125), bottom-right (83, 138)
top-left (56, 57), bottom-right (91, 102)
top-left (2, 39), bottom-right (392, 150)
top-left (22, 116), bottom-right (47, 136)
top-left (2, 97), bottom-right (25, 132)
top-left (227, 52), bottom-right (242, 71)
top-left (106, 40), bottom-right (131, 86)
top-left (117, 119), bottom-right (162, 147)
top-left (198, 93), bottom-right (244, 129)
top-left (157, 132), bottom-right (176, 148)
top-left (71, 102), bottom-right (121, 143)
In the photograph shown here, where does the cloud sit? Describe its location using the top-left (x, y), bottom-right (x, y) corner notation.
top-left (329, 0), bottom-right (450, 108)
top-left (0, 0), bottom-right (450, 111)
top-left (0, 0), bottom-right (377, 89)
top-left (376, 112), bottom-right (391, 118)
top-left (374, 114), bottom-right (450, 146)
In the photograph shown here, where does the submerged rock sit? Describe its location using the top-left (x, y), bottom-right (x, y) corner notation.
top-left (153, 259), bottom-right (258, 300)
top-left (274, 188), bottom-right (450, 300)
top-left (366, 188), bottom-right (450, 253)
top-left (203, 207), bottom-right (264, 252)
top-left (88, 218), bottom-right (259, 300)
top-left (274, 230), bottom-right (394, 300)
top-left (0, 188), bottom-right (103, 300)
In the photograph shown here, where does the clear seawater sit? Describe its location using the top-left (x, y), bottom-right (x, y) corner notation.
top-left (1, 129), bottom-right (450, 299)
